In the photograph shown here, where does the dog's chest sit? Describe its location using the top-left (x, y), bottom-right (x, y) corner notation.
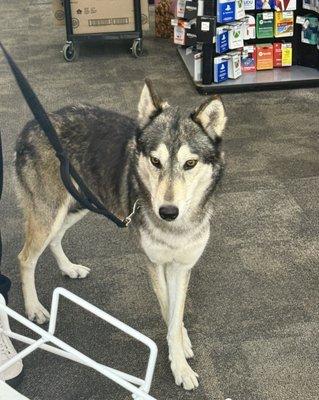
top-left (139, 222), bottom-right (210, 267)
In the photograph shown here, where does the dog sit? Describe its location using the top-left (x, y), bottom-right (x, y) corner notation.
top-left (14, 79), bottom-right (227, 390)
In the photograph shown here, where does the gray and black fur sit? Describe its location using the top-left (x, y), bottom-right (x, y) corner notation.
top-left (14, 80), bottom-right (227, 391)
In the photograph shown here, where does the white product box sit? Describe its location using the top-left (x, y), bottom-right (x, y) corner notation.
top-left (227, 22), bottom-right (244, 49)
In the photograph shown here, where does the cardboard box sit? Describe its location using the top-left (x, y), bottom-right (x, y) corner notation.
top-left (274, 11), bottom-right (294, 37)
top-left (53, 0), bottom-right (150, 33)
top-left (256, 43), bottom-right (274, 69)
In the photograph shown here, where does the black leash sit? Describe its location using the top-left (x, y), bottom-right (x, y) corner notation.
top-left (0, 42), bottom-right (134, 228)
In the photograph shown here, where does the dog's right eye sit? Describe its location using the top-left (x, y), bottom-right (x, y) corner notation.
top-left (150, 156), bottom-right (162, 169)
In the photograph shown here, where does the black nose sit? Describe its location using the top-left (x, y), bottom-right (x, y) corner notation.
top-left (159, 206), bottom-right (179, 221)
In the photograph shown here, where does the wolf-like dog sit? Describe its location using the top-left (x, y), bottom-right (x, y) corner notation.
top-left (14, 80), bottom-right (226, 390)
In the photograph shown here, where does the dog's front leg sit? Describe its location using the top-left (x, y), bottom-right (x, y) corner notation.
top-left (166, 263), bottom-right (198, 390)
top-left (148, 263), bottom-right (194, 359)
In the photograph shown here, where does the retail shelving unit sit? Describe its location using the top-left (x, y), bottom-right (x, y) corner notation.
top-left (176, 0), bottom-right (319, 93)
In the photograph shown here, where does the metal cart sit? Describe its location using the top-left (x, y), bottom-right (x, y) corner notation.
top-left (62, 0), bottom-right (144, 61)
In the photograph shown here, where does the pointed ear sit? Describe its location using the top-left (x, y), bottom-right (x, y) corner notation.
top-left (191, 96), bottom-right (227, 138)
top-left (138, 79), bottom-right (169, 128)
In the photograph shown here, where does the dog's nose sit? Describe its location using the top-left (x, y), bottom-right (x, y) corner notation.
top-left (159, 206), bottom-right (179, 221)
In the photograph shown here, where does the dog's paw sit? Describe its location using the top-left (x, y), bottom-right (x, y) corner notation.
top-left (182, 326), bottom-right (194, 359)
top-left (26, 302), bottom-right (50, 324)
top-left (60, 263), bottom-right (90, 279)
top-left (171, 359), bottom-right (199, 390)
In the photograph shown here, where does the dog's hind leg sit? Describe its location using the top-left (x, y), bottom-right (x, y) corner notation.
top-left (49, 209), bottom-right (89, 278)
top-left (148, 264), bottom-right (193, 359)
top-left (18, 205), bottom-right (69, 324)
top-left (166, 264), bottom-right (198, 391)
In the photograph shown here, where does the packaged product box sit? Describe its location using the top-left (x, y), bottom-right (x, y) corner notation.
top-left (171, 18), bottom-right (193, 28)
top-left (301, 15), bottom-right (318, 44)
top-left (52, 0), bottom-right (150, 33)
top-left (194, 51), bottom-right (203, 81)
top-left (216, 26), bottom-right (230, 53)
top-left (227, 51), bottom-right (242, 78)
top-left (174, 25), bottom-right (186, 44)
top-left (243, 14), bottom-right (256, 39)
top-left (256, 0), bottom-right (275, 9)
top-left (201, 0), bottom-right (217, 16)
top-left (282, 42), bottom-right (292, 65)
top-left (217, 0), bottom-right (236, 23)
top-left (274, 11), bottom-right (294, 37)
top-left (244, 0), bottom-right (255, 10)
top-left (173, 24), bottom-right (197, 45)
top-left (235, 0), bottom-right (245, 20)
top-left (256, 12), bottom-right (274, 38)
top-left (273, 42), bottom-right (282, 66)
top-left (273, 42), bottom-right (292, 66)
top-left (214, 56), bottom-right (229, 82)
top-left (303, 0), bottom-right (315, 9)
top-left (274, 0), bottom-right (296, 10)
top-left (256, 43), bottom-right (274, 69)
top-left (241, 45), bottom-right (257, 71)
top-left (228, 22), bottom-right (244, 48)
top-left (176, 0), bottom-right (198, 19)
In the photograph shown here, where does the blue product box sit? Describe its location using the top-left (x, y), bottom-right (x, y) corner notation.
top-left (214, 57), bottom-right (229, 82)
top-left (217, 0), bottom-right (236, 23)
top-left (216, 28), bottom-right (229, 53)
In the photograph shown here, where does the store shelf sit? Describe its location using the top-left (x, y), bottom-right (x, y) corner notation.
top-left (178, 47), bottom-right (319, 94)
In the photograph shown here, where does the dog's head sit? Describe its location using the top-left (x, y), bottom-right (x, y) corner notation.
top-left (136, 79), bottom-right (227, 223)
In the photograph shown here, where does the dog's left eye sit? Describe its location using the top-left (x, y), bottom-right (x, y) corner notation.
top-left (184, 159), bottom-right (198, 170)
top-left (150, 156), bottom-right (162, 169)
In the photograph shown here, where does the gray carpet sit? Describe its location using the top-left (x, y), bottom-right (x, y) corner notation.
top-left (1, 1), bottom-right (319, 399)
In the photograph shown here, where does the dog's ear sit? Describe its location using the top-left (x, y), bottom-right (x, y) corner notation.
top-left (138, 79), bottom-right (169, 128)
top-left (191, 96), bottom-right (227, 138)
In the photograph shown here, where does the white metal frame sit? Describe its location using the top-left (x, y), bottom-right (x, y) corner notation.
top-left (0, 288), bottom-right (158, 400)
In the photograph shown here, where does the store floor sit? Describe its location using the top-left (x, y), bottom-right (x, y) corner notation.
top-left (1, 1), bottom-right (319, 399)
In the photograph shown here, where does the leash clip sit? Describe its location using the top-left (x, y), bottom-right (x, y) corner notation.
top-left (123, 200), bottom-right (140, 227)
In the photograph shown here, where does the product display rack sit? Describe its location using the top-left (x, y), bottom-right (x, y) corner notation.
top-left (62, 0), bottom-right (144, 61)
top-left (177, 0), bottom-right (319, 93)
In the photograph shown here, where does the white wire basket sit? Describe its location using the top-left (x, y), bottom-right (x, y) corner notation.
top-left (0, 288), bottom-right (158, 400)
